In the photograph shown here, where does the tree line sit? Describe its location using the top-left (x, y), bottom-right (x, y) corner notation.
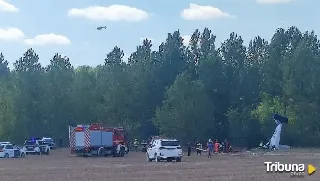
top-left (0, 26), bottom-right (319, 147)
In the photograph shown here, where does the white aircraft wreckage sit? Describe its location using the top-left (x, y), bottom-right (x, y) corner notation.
top-left (263, 113), bottom-right (290, 150)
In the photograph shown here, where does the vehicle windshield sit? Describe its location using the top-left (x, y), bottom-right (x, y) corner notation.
top-left (114, 130), bottom-right (124, 137)
top-left (161, 141), bottom-right (179, 146)
top-left (25, 141), bottom-right (36, 145)
top-left (43, 139), bottom-right (52, 143)
top-left (5, 144), bottom-right (13, 149)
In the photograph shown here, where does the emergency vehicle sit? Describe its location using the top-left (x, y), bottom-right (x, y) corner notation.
top-left (0, 143), bottom-right (26, 158)
top-left (0, 142), bottom-right (10, 144)
top-left (146, 138), bottom-right (182, 162)
top-left (69, 123), bottom-right (128, 157)
top-left (37, 139), bottom-right (51, 154)
top-left (41, 137), bottom-right (55, 149)
top-left (23, 138), bottom-right (50, 155)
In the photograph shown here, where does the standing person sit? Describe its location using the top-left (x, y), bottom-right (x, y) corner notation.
top-left (133, 139), bottom-right (139, 152)
top-left (207, 139), bottom-right (213, 158)
top-left (59, 138), bottom-right (62, 148)
top-left (223, 139), bottom-right (229, 153)
top-left (214, 139), bottom-right (219, 154)
top-left (148, 136), bottom-right (153, 145)
top-left (187, 142), bottom-right (192, 156)
top-left (196, 141), bottom-right (202, 155)
top-left (141, 140), bottom-right (147, 152)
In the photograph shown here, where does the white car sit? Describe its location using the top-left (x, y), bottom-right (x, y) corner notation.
top-left (0, 142), bottom-right (10, 144)
top-left (146, 138), bottom-right (182, 162)
top-left (13, 145), bottom-right (27, 158)
top-left (41, 137), bottom-right (55, 149)
top-left (0, 143), bottom-right (26, 158)
top-left (37, 140), bottom-right (50, 155)
top-left (23, 140), bottom-right (41, 155)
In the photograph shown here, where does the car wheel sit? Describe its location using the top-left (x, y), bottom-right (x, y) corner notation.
top-left (21, 153), bottom-right (25, 158)
top-left (98, 149), bottom-right (105, 157)
top-left (155, 154), bottom-right (160, 162)
top-left (176, 157), bottom-right (182, 162)
top-left (120, 150), bottom-right (125, 157)
top-left (146, 153), bottom-right (152, 162)
top-left (4, 153), bottom-right (9, 158)
top-left (46, 150), bottom-right (50, 155)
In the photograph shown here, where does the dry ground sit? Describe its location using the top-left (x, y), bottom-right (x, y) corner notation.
top-left (0, 148), bottom-right (320, 181)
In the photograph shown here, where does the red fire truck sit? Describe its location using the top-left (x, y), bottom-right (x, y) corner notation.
top-left (68, 123), bottom-right (128, 157)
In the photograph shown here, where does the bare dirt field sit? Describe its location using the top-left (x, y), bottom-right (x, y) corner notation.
top-left (1, 148), bottom-right (319, 181)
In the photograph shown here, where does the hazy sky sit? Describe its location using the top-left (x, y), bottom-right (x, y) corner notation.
top-left (0, 0), bottom-right (318, 68)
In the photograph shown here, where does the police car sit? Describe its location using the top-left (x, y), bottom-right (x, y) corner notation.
top-left (41, 137), bottom-right (55, 149)
top-left (37, 140), bottom-right (50, 155)
top-left (13, 145), bottom-right (27, 158)
top-left (146, 138), bottom-right (182, 162)
top-left (0, 142), bottom-right (10, 144)
top-left (23, 139), bottom-right (41, 155)
top-left (0, 143), bottom-right (26, 158)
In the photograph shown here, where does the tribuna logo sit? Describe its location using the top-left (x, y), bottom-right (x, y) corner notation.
top-left (264, 162), bottom-right (305, 176)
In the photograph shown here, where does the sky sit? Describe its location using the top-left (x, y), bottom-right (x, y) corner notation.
top-left (0, 0), bottom-right (319, 68)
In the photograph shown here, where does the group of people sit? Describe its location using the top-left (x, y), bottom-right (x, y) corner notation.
top-left (133, 138), bottom-right (148, 152)
top-left (133, 136), bottom-right (163, 152)
top-left (187, 139), bottom-right (232, 158)
top-left (133, 136), bottom-right (233, 157)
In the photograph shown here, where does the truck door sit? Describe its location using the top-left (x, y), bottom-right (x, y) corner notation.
top-left (5, 144), bottom-right (14, 157)
top-left (147, 142), bottom-right (155, 158)
top-left (75, 127), bottom-right (85, 149)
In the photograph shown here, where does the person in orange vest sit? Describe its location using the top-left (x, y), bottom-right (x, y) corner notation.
top-left (214, 139), bottom-right (219, 153)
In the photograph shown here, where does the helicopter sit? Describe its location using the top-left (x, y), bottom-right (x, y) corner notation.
top-left (97, 26), bottom-right (107, 30)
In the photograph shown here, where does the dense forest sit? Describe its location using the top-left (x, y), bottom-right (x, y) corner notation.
top-left (0, 26), bottom-right (319, 147)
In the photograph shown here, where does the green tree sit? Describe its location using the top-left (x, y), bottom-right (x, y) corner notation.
top-left (43, 53), bottom-right (74, 140)
top-left (0, 53), bottom-right (9, 77)
top-left (153, 72), bottom-right (214, 143)
top-left (13, 48), bottom-right (45, 140)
